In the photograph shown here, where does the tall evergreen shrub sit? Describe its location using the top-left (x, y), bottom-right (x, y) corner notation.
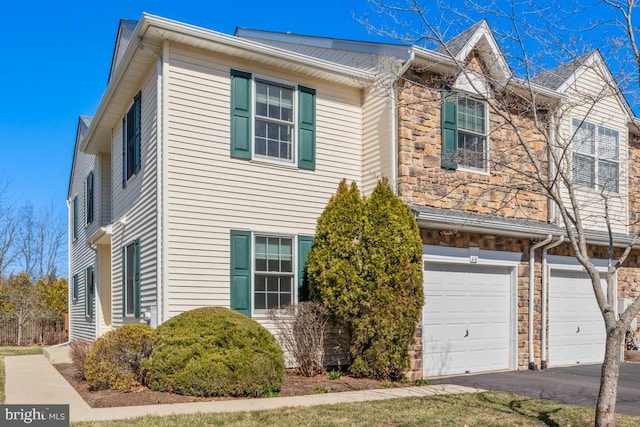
top-left (307, 178), bottom-right (423, 379)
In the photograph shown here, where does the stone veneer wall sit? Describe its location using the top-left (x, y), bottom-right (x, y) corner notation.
top-left (396, 67), bottom-right (549, 222)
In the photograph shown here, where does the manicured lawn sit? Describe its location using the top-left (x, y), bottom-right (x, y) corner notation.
top-left (0, 346), bottom-right (43, 403)
top-left (72, 392), bottom-right (640, 427)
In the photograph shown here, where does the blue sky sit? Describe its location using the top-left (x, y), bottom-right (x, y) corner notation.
top-left (0, 0), bottom-right (633, 276)
top-left (0, 0), bottom-right (386, 216)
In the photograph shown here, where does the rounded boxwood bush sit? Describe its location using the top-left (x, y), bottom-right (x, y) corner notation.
top-left (144, 307), bottom-right (284, 397)
top-left (84, 324), bottom-right (156, 391)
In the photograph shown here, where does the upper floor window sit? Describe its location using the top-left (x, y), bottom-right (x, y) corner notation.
top-left (255, 80), bottom-right (294, 162)
top-left (122, 92), bottom-right (141, 187)
top-left (441, 89), bottom-right (488, 172)
top-left (85, 171), bottom-right (94, 225)
top-left (572, 118), bottom-right (619, 193)
top-left (230, 70), bottom-right (316, 170)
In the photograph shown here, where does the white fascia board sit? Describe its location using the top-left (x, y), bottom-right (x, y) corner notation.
top-left (141, 13), bottom-right (374, 84)
top-left (80, 18), bottom-right (147, 153)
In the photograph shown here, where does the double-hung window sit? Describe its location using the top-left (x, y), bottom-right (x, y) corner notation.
top-left (254, 80), bottom-right (294, 162)
top-left (229, 230), bottom-right (314, 317)
top-left (230, 70), bottom-right (316, 170)
top-left (572, 118), bottom-right (619, 193)
top-left (122, 240), bottom-right (140, 317)
top-left (122, 92), bottom-right (141, 186)
top-left (85, 171), bottom-right (94, 225)
top-left (254, 236), bottom-right (294, 310)
top-left (441, 89), bottom-right (488, 171)
top-left (85, 266), bottom-right (95, 318)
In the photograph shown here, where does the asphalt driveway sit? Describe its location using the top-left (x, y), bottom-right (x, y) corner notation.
top-left (430, 363), bottom-right (640, 415)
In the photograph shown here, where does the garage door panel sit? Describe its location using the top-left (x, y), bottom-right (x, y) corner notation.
top-left (423, 263), bottom-right (512, 377)
top-left (550, 269), bottom-right (606, 366)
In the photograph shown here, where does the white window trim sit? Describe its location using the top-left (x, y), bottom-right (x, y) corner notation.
top-left (571, 118), bottom-right (620, 193)
top-left (251, 231), bottom-right (297, 317)
top-left (454, 92), bottom-right (490, 175)
top-left (250, 74), bottom-right (299, 168)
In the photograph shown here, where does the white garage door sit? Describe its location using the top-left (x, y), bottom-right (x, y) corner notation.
top-left (423, 263), bottom-right (512, 377)
top-left (549, 270), bottom-right (606, 366)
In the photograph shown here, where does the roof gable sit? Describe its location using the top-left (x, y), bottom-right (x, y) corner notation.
top-left (108, 19), bottom-right (138, 83)
top-left (534, 50), bottom-right (635, 122)
top-left (67, 116), bottom-right (92, 199)
top-left (437, 20), bottom-right (512, 86)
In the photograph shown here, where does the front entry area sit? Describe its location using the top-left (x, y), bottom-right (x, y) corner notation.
top-left (422, 247), bottom-right (519, 378)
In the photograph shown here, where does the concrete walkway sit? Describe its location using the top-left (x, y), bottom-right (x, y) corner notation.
top-left (4, 354), bottom-right (483, 423)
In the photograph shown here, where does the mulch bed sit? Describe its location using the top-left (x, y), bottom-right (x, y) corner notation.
top-left (54, 363), bottom-right (410, 408)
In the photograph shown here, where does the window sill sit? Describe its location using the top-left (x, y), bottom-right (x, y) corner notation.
top-left (249, 157), bottom-right (298, 170)
top-left (457, 166), bottom-right (490, 176)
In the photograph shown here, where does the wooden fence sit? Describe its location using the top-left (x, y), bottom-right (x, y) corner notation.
top-left (0, 318), bottom-right (67, 346)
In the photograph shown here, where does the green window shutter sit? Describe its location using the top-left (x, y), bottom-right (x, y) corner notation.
top-left (441, 87), bottom-right (458, 170)
top-left (230, 230), bottom-right (251, 317)
top-left (72, 196), bottom-right (78, 239)
top-left (230, 70), bottom-right (252, 159)
top-left (298, 86), bottom-right (316, 170)
top-left (297, 235), bottom-right (314, 301)
top-left (134, 239), bottom-right (141, 318)
top-left (121, 116), bottom-right (127, 188)
top-left (72, 274), bottom-right (78, 300)
top-left (87, 172), bottom-right (94, 224)
top-left (134, 92), bottom-right (142, 174)
top-left (121, 247), bottom-right (126, 317)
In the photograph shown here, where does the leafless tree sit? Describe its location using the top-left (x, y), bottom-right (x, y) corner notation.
top-left (360, 1), bottom-right (640, 424)
top-left (16, 203), bottom-right (65, 280)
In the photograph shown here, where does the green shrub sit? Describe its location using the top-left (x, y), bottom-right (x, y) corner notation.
top-left (84, 324), bottom-right (156, 391)
top-left (144, 307), bottom-right (284, 397)
top-left (308, 178), bottom-right (423, 380)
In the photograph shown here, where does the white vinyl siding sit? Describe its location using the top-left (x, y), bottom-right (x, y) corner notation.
top-left (68, 142), bottom-right (98, 340)
top-left (111, 68), bottom-right (158, 328)
top-left (362, 87), bottom-right (392, 196)
top-left (163, 46), bottom-right (362, 327)
top-left (559, 66), bottom-right (628, 234)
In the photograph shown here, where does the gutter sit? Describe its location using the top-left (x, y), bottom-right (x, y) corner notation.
top-left (528, 235), bottom-right (553, 370)
top-left (541, 236), bottom-right (565, 369)
top-left (390, 50), bottom-right (415, 194)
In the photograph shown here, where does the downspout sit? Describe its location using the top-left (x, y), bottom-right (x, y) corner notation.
top-left (548, 114), bottom-right (556, 223)
top-left (138, 38), bottom-right (163, 327)
top-left (541, 235), bottom-right (565, 369)
top-left (390, 50), bottom-right (415, 194)
top-left (529, 235), bottom-right (553, 370)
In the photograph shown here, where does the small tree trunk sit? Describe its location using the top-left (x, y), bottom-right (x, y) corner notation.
top-left (595, 326), bottom-right (623, 426)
